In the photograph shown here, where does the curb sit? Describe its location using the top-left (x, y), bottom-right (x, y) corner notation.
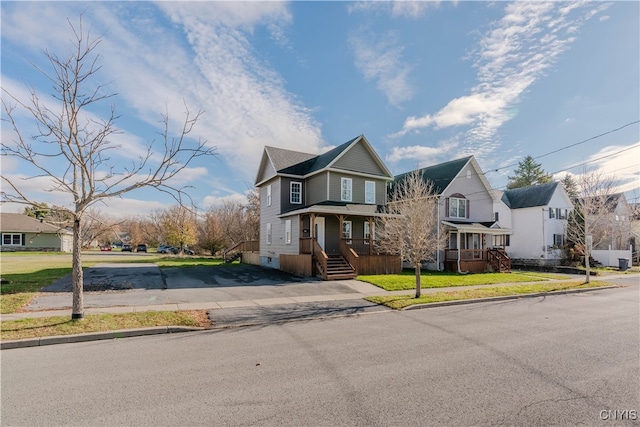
top-left (402, 285), bottom-right (619, 310)
top-left (1, 326), bottom-right (203, 350)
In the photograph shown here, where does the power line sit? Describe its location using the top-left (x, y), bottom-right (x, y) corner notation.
top-left (487, 120), bottom-right (640, 174)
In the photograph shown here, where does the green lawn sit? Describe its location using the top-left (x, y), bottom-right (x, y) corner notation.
top-left (357, 270), bottom-right (567, 291)
top-left (0, 252), bottom-right (224, 314)
top-left (1, 310), bottom-right (210, 341)
top-left (366, 280), bottom-right (613, 309)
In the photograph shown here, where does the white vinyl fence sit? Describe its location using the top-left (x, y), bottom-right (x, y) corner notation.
top-left (591, 245), bottom-right (632, 267)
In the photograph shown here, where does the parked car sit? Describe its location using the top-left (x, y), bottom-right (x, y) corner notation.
top-left (122, 244), bottom-right (132, 252)
top-left (157, 245), bottom-right (171, 254)
top-left (136, 244), bottom-right (147, 253)
top-left (99, 245), bottom-right (112, 251)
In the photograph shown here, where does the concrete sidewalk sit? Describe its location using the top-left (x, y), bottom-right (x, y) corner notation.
top-left (1, 274), bottom-right (597, 321)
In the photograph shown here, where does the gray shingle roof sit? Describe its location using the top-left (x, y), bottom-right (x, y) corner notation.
top-left (277, 136), bottom-right (359, 175)
top-left (263, 146), bottom-right (317, 172)
top-left (393, 156), bottom-right (472, 195)
top-left (0, 213), bottom-right (65, 233)
top-left (501, 182), bottom-right (559, 209)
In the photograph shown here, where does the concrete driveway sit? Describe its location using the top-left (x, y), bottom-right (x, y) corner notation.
top-left (23, 263), bottom-right (382, 312)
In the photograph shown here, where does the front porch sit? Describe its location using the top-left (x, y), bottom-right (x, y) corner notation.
top-left (282, 210), bottom-right (401, 280)
top-left (444, 221), bottom-right (512, 273)
top-left (444, 248), bottom-right (511, 273)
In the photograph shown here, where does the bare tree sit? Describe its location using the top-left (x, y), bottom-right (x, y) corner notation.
top-left (566, 169), bottom-right (618, 283)
top-left (1, 18), bottom-right (216, 319)
top-left (376, 170), bottom-right (445, 298)
top-left (243, 188), bottom-right (260, 241)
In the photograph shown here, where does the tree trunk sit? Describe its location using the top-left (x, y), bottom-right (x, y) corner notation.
top-left (71, 218), bottom-right (84, 320)
top-left (415, 264), bottom-right (421, 298)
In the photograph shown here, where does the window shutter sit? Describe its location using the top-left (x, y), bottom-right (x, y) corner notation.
top-left (22, 233), bottom-right (26, 246)
top-left (445, 198), bottom-right (449, 217)
top-left (466, 200), bottom-right (470, 219)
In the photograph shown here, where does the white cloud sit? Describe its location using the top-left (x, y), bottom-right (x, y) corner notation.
top-left (348, 1), bottom-right (440, 19)
top-left (393, 2), bottom-right (611, 154)
top-left (386, 139), bottom-right (460, 167)
top-left (203, 192), bottom-right (248, 209)
top-left (349, 28), bottom-right (414, 106)
top-left (1, 2), bottom-right (325, 192)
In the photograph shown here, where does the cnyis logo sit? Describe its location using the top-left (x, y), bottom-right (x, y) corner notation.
top-left (599, 410), bottom-right (638, 421)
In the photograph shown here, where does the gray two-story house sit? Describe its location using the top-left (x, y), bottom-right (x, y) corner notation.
top-left (254, 135), bottom-right (401, 279)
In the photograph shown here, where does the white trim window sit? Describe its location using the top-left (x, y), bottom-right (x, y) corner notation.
top-left (448, 197), bottom-right (467, 219)
top-left (342, 220), bottom-right (352, 244)
top-left (365, 181), bottom-right (375, 204)
top-left (290, 181), bottom-right (302, 204)
top-left (285, 220), bottom-right (292, 245)
top-left (266, 185), bottom-right (272, 206)
top-left (364, 222), bottom-right (374, 244)
top-left (266, 223), bottom-right (272, 245)
top-left (341, 178), bottom-right (352, 202)
top-left (2, 233), bottom-right (22, 245)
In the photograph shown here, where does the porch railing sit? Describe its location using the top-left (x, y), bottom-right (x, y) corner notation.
top-left (445, 249), bottom-right (487, 261)
top-left (339, 239), bottom-right (359, 275)
top-left (312, 238), bottom-right (329, 279)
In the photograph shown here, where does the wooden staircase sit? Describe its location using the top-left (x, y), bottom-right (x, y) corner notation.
top-left (488, 248), bottom-right (511, 272)
top-left (324, 255), bottom-right (357, 280)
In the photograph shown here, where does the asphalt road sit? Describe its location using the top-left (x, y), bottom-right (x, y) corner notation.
top-left (2, 284), bottom-right (638, 426)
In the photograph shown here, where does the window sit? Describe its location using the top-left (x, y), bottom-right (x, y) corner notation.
top-left (341, 178), bottom-right (352, 202)
top-left (342, 221), bottom-right (352, 243)
top-left (290, 181), bottom-right (302, 204)
top-left (285, 220), bottom-right (291, 244)
top-left (266, 223), bottom-right (272, 245)
top-left (266, 185), bottom-right (272, 206)
top-left (494, 235), bottom-right (510, 247)
top-left (364, 222), bottom-right (374, 243)
top-left (365, 181), bottom-right (375, 204)
top-left (449, 232), bottom-right (458, 249)
top-left (2, 233), bottom-right (22, 246)
top-left (448, 197), bottom-right (467, 219)
top-left (549, 208), bottom-right (555, 219)
top-left (553, 234), bottom-right (564, 247)
top-left (494, 212), bottom-right (499, 222)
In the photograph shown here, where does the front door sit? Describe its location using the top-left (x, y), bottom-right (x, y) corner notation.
top-left (314, 217), bottom-right (325, 251)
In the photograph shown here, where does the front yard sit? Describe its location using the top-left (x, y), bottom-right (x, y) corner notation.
top-left (357, 270), bottom-right (571, 291)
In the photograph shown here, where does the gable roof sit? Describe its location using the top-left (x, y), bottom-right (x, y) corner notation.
top-left (255, 135), bottom-right (393, 186)
top-left (278, 136), bottom-right (358, 175)
top-left (0, 213), bottom-right (66, 233)
top-left (501, 182), bottom-right (559, 209)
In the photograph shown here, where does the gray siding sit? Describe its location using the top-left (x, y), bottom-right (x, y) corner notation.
top-left (333, 141), bottom-right (386, 175)
top-left (306, 173), bottom-right (328, 205)
top-left (256, 157), bottom-right (276, 184)
top-left (328, 174), bottom-right (387, 205)
top-left (440, 162), bottom-right (493, 222)
top-left (259, 177), bottom-right (281, 258)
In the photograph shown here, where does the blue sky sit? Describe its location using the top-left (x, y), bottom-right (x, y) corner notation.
top-left (2, 1), bottom-right (638, 217)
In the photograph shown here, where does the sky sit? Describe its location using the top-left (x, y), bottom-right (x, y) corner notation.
top-left (1, 1), bottom-right (639, 218)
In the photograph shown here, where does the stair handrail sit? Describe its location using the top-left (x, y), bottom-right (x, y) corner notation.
top-left (339, 239), bottom-right (359, 276)
top-left (312, 238), bottom-right (329, 279)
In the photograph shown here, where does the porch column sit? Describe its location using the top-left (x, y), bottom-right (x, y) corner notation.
top-left (310, 213), bottom-right (316, 255)
top-left (368, 217), bottom-right (373, 255)
top-left (457, 231), bottom-right (462, 273)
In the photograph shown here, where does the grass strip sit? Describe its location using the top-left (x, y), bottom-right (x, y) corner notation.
top-left (366, 280), bottom-right (613, 310)
top-left (358, 270), bottom-right (552, 291)
top-left (1, 310), bottom-right (209, 341)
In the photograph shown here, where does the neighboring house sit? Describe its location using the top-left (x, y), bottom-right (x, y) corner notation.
top-left (501, 182), bottom-right (572, 265)
top-left (583, 193), bottom-right (633, 267)
top-left (0, 213), bottom-right (73, 252)
top-left (396, 156), bottom-right (512, 273)
top-left (254, 135), bottom-right (401, 279)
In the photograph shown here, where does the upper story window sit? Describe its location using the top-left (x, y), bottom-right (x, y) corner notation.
top-left (447, 195), bottom-right (467, 219)
top-left (341, 178), bottom-right (352, 202)
top-left (290, 181), bottom-right (302, 204)
top-left (365, 181), bottom-right (375, 204)
top-left (266, 185), bottom-right (272, 206)
top-left (549, 208), bottom-right (568, 219)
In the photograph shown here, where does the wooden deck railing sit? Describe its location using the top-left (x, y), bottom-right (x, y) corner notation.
top-left (340, 239), bottom-right (359, 275)
top-left (312, 239), bottom-right (329, 279)
top-left (223, 240), bottom-right (259, 262)
top-left (445, 249), bottom-right (487, 261)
